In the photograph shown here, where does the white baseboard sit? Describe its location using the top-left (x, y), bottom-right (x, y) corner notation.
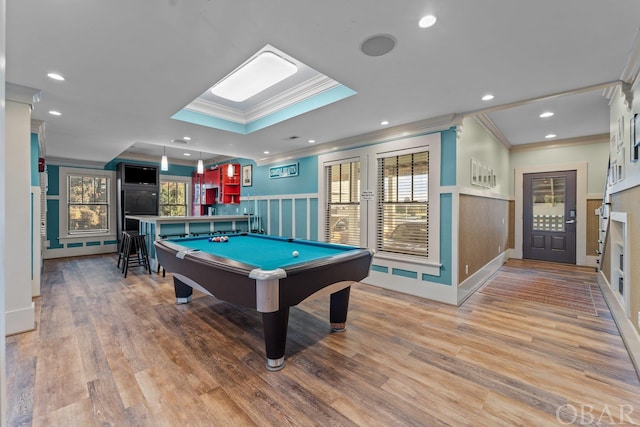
top-left (362, 273), bottom-right (457, 305)
top-left (44, 244), bottom-right (117, 259)
top-left (6, 302), bottom-right (35, 336)
top-left (457, 252), bottom-right (508, 305)
top-left (597, 271), bottom-right (640, 379)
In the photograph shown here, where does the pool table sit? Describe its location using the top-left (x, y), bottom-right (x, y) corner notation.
top-left (154, 233), bottom-right (373, 371)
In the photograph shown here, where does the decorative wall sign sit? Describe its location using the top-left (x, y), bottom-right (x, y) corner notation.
top-left (269, 162), bottom-right (299, 179)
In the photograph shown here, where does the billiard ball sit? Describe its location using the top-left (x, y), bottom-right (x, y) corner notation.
top-left (292, 250), bottom-right (299, 257)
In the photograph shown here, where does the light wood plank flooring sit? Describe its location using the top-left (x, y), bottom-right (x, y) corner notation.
top-left (6, 256), bottom-right (640, 426)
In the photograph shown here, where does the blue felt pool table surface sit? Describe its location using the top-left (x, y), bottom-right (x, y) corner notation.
top-left (167, 234), bottom-right (361, 271)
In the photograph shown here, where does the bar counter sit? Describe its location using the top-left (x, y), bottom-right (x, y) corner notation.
top-left (126, 214), bottom-right (255, 270)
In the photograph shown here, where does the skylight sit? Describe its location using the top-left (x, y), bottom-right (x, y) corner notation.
top-left (172, 44), bottom-right (356, 135)
top-left (211, 51), bottom-right (298, 102)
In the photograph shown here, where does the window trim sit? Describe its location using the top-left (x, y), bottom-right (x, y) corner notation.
top-left (377, 141), bottom-right (441, 268)
top-left (325, 160), bottom-right (361, 246)
top-left (318, 133), bottom-right (441, 273)
top-left (59, 167), bottom-right (116, 240)
top-left (159, 174), bottom-right (192, 216)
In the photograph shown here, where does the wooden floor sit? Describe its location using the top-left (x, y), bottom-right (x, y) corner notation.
top-left (7, 256), bottom-right (640, 426)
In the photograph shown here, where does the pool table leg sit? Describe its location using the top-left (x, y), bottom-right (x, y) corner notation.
top-left (262, 307), bottom-right (290, 371)
top-left (330, 286), bottom-right (351, 332)
top-left (174, 278), bottom-right (193, 304)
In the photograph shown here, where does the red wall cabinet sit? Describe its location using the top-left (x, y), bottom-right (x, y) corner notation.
top-left (219, 163), bottom-right (240, 204)
top-left (192, 163), bottom-right (240, 212)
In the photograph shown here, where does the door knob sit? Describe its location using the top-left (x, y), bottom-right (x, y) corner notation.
top-left (566, 219), bottom-right (576, 224)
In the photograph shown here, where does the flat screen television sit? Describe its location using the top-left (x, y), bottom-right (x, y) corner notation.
top-left (123, 164), bottom-right (158, 185)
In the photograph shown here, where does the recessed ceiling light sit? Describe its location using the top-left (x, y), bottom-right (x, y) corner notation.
top-left (539, 112), bottom-right (554, 118)
top-left (380, 120), bottom-right (389, 126)
top-left (183, 136), bottom-right (191, 141)
top-left (264, 151), bottom-right (270, 154)
top-left (183, 153), bottom-right (191, 156)
top-left (49, 110), bottom-right (62, 116)
top-left (211, 51), bottom-right (298, 102)
top-left (482, 94), bottom-right (494, 101)
top-left (545, 134), bottom-right (557, 139)
top-left (418, 15), bottom-right (437, 29)
top-left (47, 72), bottom-right (65, 81)
top-left (308, 139), bottom-right (315, 144)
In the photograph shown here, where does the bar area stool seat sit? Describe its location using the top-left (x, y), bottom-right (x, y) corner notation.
top-left (121, 231), bottom-right (151, 278)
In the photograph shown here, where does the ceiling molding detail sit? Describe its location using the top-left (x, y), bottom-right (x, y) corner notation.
top-left (45, 157), bottom-right (107, 169)
top-left (6, 82), bottom-right (41, 106)
top-left (463, 81), bottom-right (620, 117)
top-left (509, 133), bottom-right (609, 153)
top-left (185, 75), bottom-right (340, 124)
top-left (621, 28), bottom-right (640, 85)
top-left (472, 114), bottom-right (512, 150)
top-left (255, 114), bottom-right (460, 166)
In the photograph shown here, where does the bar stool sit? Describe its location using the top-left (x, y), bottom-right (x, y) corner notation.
top-left (121, 232), bottom-right (151, 278)
top-left (116, 230), bottom-right (131, 269)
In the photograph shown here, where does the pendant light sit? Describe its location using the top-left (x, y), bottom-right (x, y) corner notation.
top-left (197, 152), bottom-right (204, 174)
top-left (161, 146), bottom-right (169, 171)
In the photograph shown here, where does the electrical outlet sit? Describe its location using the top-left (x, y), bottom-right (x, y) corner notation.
top-left (465, 264), bottom-right (469, 274)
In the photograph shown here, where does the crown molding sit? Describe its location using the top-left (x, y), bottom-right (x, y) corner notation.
top-left (184, 75), bottom-right (339, 125)
top-left (463, 81), bottom-right (620, 117)
top-left (255, 114), bottom-right (460, 166)
top-left (246, 75), bottom-right (339, 122)
top-left (46, 156), bottom-right (107, 169)
top-left (472, 113), bottom-right (512, 150)
top-left (186, 98), bottom-right (245, 123)
top-left (6, 82), bottom-right (41, 106)
top-left (621, 28), bottom-right (640, 85)
top-left (509, 133), bottom-right (608, 153)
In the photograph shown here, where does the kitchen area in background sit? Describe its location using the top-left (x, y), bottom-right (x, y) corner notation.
top-left (116, 161), bottom-right (262, 271)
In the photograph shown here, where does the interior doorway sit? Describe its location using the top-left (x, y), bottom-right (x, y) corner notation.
top-left (523, 170), bottom-right (577, 264)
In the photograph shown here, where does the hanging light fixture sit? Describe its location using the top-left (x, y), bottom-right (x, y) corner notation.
top-left (197, 152), bottom-right (204, 174)
top-left (227, 163), bottom-right (234, 178)
top-left (161, 146), bottom-right (169, 171)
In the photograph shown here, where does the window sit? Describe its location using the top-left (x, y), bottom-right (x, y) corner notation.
top-left (325, 161), bottom-right (360, 245)
top-left (67, 174), bottom-right (110, 234)
top-left (160, 180), bottom-right (188, 216)
top-left (377, 151), bottom-right (429, 257)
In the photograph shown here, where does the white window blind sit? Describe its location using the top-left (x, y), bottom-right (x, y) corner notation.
top-left (67, 175), bottom-right (110, 234)
top-left (377, 151), bottom-right (429, 257)
top-left (325, 161), bottom-right (360, 246)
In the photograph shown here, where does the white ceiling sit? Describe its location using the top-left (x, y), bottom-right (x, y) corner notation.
top-left (6, 1), bottom-right (640, 166)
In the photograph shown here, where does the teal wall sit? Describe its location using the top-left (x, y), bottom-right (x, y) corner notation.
top-left (242, 156), bottom-right (317, 196)
top-left (441, 127), bottom-right (457, 186)
top-left (45, 158), bottom-right (193, 252)
top-left (213, 156), bottom-right (319, 232)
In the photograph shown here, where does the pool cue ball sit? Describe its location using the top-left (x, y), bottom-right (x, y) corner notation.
top-left (292, 250), bottom-right (299, 257)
